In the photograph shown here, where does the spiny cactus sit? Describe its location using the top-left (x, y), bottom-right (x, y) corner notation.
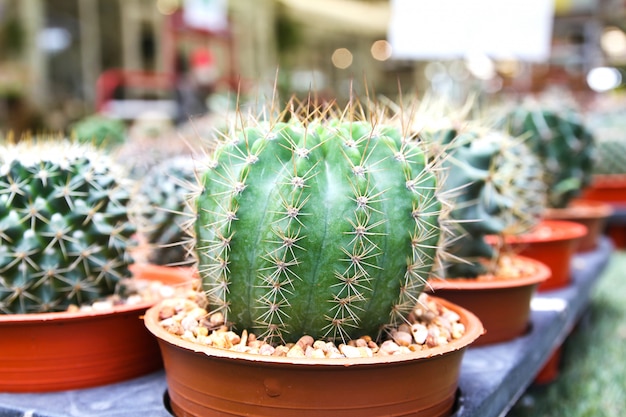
top-left (498, 105), bottom-right (595, 208)
top-left (586, 109), bottom-right (626, 175)
top-left (193, 104), bottom-right (448, 344)
top-left (422, 127), bottom-right (547, 277)
top-left (381, 95), bottom-right (546, 277)
top-left (592, 136), bottom-right (626, 175)
top-left (135, 155), bottom-right (198, 266)
top-left (0, 139), bottom-right (137, 314)
top-left (70, 114), bottom-right (127, 149)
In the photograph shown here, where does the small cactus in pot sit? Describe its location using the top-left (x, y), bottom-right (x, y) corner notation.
top-left (134, 155), bottom-right (199, 266)
top-left (384, 96), bottom-right (547, 277)
top-left (422, 126), bottom-right (547, 277)
top-left (497, 104), bottom-right (595, 209)
top-left (0, 138), bottom-right (137, 314)
top-left (192, 103), bottom-right (450, 344)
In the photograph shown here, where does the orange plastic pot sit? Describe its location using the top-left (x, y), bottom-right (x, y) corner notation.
top-left (580, 174), bottom-right (626, 204)
top-left (129, 263), bottom-right (198, 286)
top-left (427, 256), bottom-right (550, 346)
top-left (490, 220), bottom-right (587, 292)
top-left (534, 347), bottom-right (562, 385)
top-left (144, 296), bottom-right (484, 417)
top-left (543, 200), bottom-right (613, 252)
top-left (0, 264), bottom-right (197, 393)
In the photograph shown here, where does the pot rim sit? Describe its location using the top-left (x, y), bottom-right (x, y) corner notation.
top-left (545, 199), bottom-right (614, 219)
top-left (0, 263), bottom-right (198, 325)
top-left (128, 262), bottom-right (198, 282)
top-left (0, 301), bottom-right (154, 325)
top-left (144, 295), bottom-right (484, 367)
top-left (591, 173), bottom-right (626, 187)
top-left (496, 219), bottom-right (588, 244)
top-left (427, 255), bottom-right (550, 291)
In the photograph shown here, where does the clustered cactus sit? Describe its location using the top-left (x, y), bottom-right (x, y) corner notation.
top-left (193, 104), bottom-right (448, 344)
top-left (499, 105), bottom-right (595, 208)
top-left (0, 139), bottom-right (136, 314)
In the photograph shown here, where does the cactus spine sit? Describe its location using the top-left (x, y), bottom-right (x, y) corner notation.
top-left (194, 108), bottom-right (446, 344)
top-left (0, 139), bottom-right (136, 314)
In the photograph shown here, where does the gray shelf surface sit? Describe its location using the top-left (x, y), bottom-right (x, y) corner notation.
top-left (0, 237), bottom-right (614, 417)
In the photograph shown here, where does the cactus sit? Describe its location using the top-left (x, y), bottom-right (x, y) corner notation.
top-left (498, 106), bottom-right (595, 208)
top-left (135, 155), bottom-right (197, 266)
top-left (193, 106), bottom-right (447, 344)
top-left (422, 127), bottom-right (547, 277)
top-left (0, 139), bottom-right (137, 314)
top-left (592, 135), bottom-right (626, 175)
top-left (70, 114), bottom-right (127, 149)
top-left (586, 109), bottom-right (626, 175)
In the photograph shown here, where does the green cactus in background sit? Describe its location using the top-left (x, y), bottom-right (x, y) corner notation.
top-left (586, 110), bottom-right (626, 175)
top-left (70, 114), bottom-right (127, 149)
top-left (0, 139), bottom-right (137, 314)
top-left (135, 156), bottom-right (197, 266)
top-left (193, 105), bottom-right (447, 344)
top-left (423, 127), bottom-right (547, 277)
top-left (499, 106), bottom-right (595, 209)
top-left (592, 137), bottom-right (626, 175)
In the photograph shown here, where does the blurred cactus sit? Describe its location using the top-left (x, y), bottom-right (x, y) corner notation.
top-left (135, 155), bottom-right (198, 266)
top-left (70, 114), bottom-right (127, 149)
top-left (382, 95), bottom-right (546, 277)
top-left (498, 105), bottom-right (595, 208)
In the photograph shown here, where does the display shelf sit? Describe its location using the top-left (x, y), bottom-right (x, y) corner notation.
top-left (453, 236), bottom-right (613, 417)
top-left (0, 238), bottom-right (614, 417)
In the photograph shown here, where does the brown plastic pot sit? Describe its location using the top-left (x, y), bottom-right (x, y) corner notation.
top-left (0, 264), bottom-right (197, 393)
top-left (489, 220), bottom-right (587, 292)
top-left (427, 256), bottom-right (550, 346)
top-left (543, 199), bottom-right (613, 252)
top-left (144, 296), bottom-right (484, 417)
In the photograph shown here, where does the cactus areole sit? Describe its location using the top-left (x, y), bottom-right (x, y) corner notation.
top-left (195, 119), bottom-right (443, 344)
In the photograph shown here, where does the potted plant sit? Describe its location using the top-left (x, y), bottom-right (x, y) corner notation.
top-left (419, 123), bottom-right (550, 346)
top-left (496, 103), bottom-right (603, 290)
top-left (496, 101), bottom-right (606, 383)
top-left (144, 100), bottom-right (484, 417)
top-left (0, 138), bottom-right (192, 392)
top-left (579, 107), bottom-right (626, 247)
top-left (130, 154), bottom-right (202, 282)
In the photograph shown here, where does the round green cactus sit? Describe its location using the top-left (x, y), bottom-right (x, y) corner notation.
top-left (194, 112), bottom-right (446, 344)
top-left (0, 139), bottom-right (136, 314)
top-left (499, 106), bottom-right (595, 209)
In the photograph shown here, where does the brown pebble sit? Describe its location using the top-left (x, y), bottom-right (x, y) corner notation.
top-left (159, 305), bottom-right (176, 320)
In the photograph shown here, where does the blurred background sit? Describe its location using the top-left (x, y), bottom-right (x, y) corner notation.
top-left (0, 0), bottom-right (624, 136)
